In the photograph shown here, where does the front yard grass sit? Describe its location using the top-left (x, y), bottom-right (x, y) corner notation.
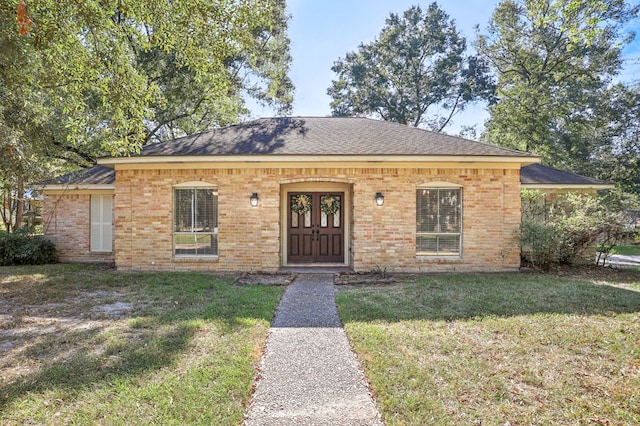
top-left (337, 270), bottom-right (640, 425)
top-left (0, 264), bottom-right (284, 425)
top-left (612, 244), bottom-right (640, 256)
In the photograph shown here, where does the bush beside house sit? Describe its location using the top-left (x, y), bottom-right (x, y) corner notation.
top-left (520, 190), bottom-right (639, 270)
top-left (0, 230), bottom-right (57, 266)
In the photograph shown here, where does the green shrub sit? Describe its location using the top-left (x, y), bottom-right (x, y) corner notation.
top-left (519, 191), bottom-right (635, 270)
top-left (519, 220), bottom-right (560, 270)
top-left (0, 230), bottom-right (57, 266)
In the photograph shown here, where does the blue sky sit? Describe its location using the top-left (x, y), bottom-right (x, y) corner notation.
top-left (250, 1), bottom-right (640, 135)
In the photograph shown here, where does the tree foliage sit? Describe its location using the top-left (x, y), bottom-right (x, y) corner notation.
top-left (477, 0), bottom-right (638, 175)
top-left (328, 2), bottom-right (494, 131)
top-left (0, 0), bottom-right (293, 231)
top-left (585, 83), bottom-right (640, 195)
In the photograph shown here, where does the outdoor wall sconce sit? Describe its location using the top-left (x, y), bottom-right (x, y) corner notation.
top-left (250, 192), bottom-right (259, 207)
top-left (375, 192), bottom-right (385, 206)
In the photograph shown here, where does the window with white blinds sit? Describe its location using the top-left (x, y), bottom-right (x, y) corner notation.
top-left (173, 188), bottom-right (218, 256)
top-left (416, 187), bottom-right (462, 256)
top-left (90, 195), bottom-right (113, 252)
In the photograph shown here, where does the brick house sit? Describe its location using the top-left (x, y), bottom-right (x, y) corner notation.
top-left (42, 117), bottom-right (543, 272)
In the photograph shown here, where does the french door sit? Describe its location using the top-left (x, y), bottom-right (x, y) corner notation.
top-left (287, 192), bottom-right (344, 263)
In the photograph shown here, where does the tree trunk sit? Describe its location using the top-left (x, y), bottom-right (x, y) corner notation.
top-left (15, 177), bottom-right (24, 231)
top-left (1, 186), bottom-right (12, 232)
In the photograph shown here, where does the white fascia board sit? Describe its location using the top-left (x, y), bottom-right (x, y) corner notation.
top-left (521, 183), bottom-right (615, 190)
top-left (41, 184), bottom-right (115, 191)
top-left (98, 154), bottom-right (540, 166)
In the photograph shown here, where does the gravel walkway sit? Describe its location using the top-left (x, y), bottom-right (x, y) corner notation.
top-left (244, 274), bottom-right (383, 426)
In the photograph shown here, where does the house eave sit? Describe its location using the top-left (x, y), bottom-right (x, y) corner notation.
top-left (98, 154), bottom-right (540, 167)
top-left (41, 184), bottom-right (115, 192)
top-left (521, 183), bottom-right (615, 190)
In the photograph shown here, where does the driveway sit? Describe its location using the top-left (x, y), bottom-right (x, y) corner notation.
top-left (601, 253), bottom-right (640, 268)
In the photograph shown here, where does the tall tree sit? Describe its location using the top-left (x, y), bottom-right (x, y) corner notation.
top-left (0, 0), bottom-right (293, 230)
top-left (328, 3), bottom-right (494, 131)
top-left (587, 83), bottom-right (640, 195)
top-left (477, 0), bottom-right (638, 171)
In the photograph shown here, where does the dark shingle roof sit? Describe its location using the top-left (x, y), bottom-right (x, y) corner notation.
top-left (49, 165), bottom-right (115, 185)
top-left (521, 164), bottom-right (611, 186)
top-left (135, 117), bottom-right (534, 157)
top-left (52, 118), bottom-right (559, 187)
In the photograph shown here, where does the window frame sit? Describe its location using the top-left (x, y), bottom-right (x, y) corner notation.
top-left (173, 186), bottom-right (218, 258)
top-left (416, 184), bottom-right (463, 257)
top-left (90, 195), bottom-right (113, 253)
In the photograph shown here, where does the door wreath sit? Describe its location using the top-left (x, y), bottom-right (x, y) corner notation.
top-left (291, 194), bottom-right (312, 215)
top-left (320, 194), bottom-right (340, 216)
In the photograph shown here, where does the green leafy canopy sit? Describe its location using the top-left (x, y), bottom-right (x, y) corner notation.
top-left (1, 0), bottom-right (293, 162)
top-left (328, 2), bottom-right (495, 132)
top-left (477, 0), bottom-right (639, 195)
top-left (477, 0), bottom-right (638, 163)
top-left (0, 0), bottom-right (294, 231)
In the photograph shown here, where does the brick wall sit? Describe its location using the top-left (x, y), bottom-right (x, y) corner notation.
top-left (108, 165), bottom-right (521, 272)
top-left (42, 193), bottom-right (115, 263)
top-left (352, 167), bottom-right (521, 273)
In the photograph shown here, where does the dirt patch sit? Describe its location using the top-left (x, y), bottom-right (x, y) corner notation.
top-left (0, 287), bottom-right (134, 387)
top-left (91, 301), bottom-right (134, 317)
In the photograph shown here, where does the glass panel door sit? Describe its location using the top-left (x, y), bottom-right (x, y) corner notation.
top-left (288, 192), bottom-right (344, 263)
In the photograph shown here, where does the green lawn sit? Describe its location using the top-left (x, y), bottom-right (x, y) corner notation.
top-left (337, 271), bottom-right (640, 425)
top-left (4, 264), bottom-right (639, 425)
top-left (0, 264), bottom-right (284, 425)
top-left (612, 244), bottom-right (640, 256)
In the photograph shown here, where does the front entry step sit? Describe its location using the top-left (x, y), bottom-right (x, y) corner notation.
top-left (280, 266), bottom-right (353, 274)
